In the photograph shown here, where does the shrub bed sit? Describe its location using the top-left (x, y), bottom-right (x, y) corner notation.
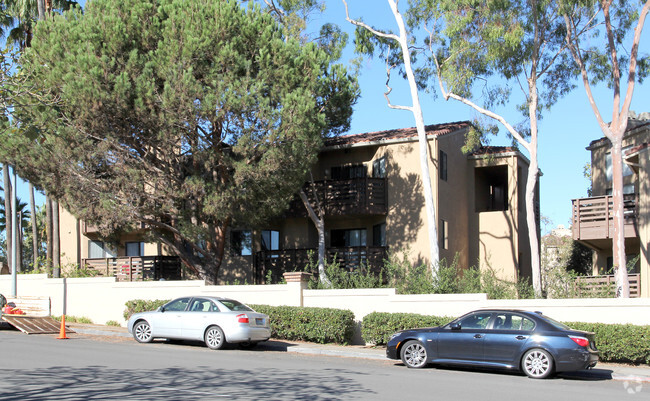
top-left (362, 311), bottom-right (650, 365)
top-left (250, 304), bottom-right (355, 345)
top-left (123, 299), bottom-right (170, 320)
top-left (361, 312), bottom-right (453, 345)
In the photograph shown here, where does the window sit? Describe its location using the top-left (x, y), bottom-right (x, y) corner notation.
top-left (606, 149), bottom-right (634, 181)
top-left (451, 312), bottom-right (492, 329)
top-left (231, 230), bottom-right (252, 256)
top-left (439, 219), bottom-right (448, 250)
top-left (492, 313), bottom-right (535, 331)
top-left (439, 150), bottom-right (447, 181)
top-left (88, 241), bottom-right (116, 259)
top-left (475, 165), bottom-right (508, 212)
top-left (125, 242), bottom-right (145, 257)
top-left (330, 228), bottom-right (367, 247)
top-left (163, 297), bottom-right (190, 312)
top-left (372, 223), bottom-right (386, 247)
top-left (372, 157), bottom-right (386, 178)
top-left (189, 298), bottom-right (219, 312)
top-left (331, 164), bottom-right (366, 180)
top-left (261, 230), bottom-right (280, 251)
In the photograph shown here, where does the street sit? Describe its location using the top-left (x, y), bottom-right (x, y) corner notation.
top-left (0, 330), bottom-right (646, 400)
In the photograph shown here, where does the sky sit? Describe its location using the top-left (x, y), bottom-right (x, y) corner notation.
top-left (9, 0), bottom-right (650, 234)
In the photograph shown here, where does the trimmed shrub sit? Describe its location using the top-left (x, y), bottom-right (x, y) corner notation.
top-left (250, 304), bottom-right (355, 345)
top-left (123, 299), bottom-right (170, 320)
top-left (362, 312), bottom-right (453, 345)
top-left (564, 321), bottom-right (650, 364)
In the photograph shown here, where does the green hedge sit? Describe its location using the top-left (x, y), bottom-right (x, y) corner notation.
top-left (362, 311), bottom-right (650, 365)
top-left (123, 299), bottom-right (170, 320)
top-left (564, 321), bottom-right (650, 364)
top-left (250, 304), bottom-right (355, 345)
top-left (362, 312), bottom-right (453, 345)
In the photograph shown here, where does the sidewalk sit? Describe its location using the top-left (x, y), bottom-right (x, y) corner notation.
top-left (68, 322), bottom-right (650, 383)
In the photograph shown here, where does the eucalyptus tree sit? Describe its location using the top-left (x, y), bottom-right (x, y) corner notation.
top-left (562, 0), bottom-right (650, 297)
top-left (5, 0), bottom-right (357, 284)
top-left (342, 0), bottom-right (442, 279)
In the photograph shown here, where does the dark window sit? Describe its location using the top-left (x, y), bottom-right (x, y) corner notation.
top-left (439, 219), bottom-right (448, 250)
top-left (231, 230), bottom-right (252, 256)
top-left (189, 298), bottom-right (219, 312)
top-left (372, 223), bottom-right (386, 247)
top-left (331, 228), bottom-right (367, 247)
top-left (492, 313), bottom-right (535, 331)
top-left (372, 157), bottom-right (386, 178)
top-left (261, 230), bottom-right (280, 251)
top-left (331, 164), bottom-right (366, 180)
top-left (164, 298), bottom-right (190, 312)
top-left (125, 242), bottom-right (145, 257)
top-left (475, 165), bottom-right (508, 212)
top-left (439, 150), bottom-right (447, 181)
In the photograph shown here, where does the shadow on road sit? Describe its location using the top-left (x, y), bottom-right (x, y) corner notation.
top-left (0, 364), bottom-right (374, 400)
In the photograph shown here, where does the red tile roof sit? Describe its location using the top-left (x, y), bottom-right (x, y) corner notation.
top-left (324, 121), bottom-right (472, 147)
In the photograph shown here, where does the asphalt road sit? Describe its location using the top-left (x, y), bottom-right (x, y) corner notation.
top-left (0, 331), bottom-right (646, 401)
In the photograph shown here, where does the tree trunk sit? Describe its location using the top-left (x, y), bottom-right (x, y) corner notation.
top-left (3, 165), bottom-right (12, 271)
top-left (46, 196), bottom-right (53, 271)
top-left (526, 76), bottom-right (542, 297)
top-left (17, 211), bottom-right (23, 273)
top-left (299, 188), bottom-right (330, 285)
top-left (29, 183), bottom-right (38, 270)
top-left (609, 138), bottom-right (630, 297)
top-left (52, 199), bottom-right (60, 277)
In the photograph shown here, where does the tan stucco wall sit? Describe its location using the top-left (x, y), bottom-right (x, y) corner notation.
top-left (638, 148), bottom-right (649, 297)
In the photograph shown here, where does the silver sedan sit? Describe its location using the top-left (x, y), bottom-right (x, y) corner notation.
top-left (127, 296), bottom-right (271, 350)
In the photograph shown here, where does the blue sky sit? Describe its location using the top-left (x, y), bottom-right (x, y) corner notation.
top-left (12, 0), bottom-right (650, 234)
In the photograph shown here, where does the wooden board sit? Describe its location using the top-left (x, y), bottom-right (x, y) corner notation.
top-left (1, 315), bottom-right (75, 335)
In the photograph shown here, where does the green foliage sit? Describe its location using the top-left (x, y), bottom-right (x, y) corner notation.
top-left (123, 299), bottom-right (170, 321)
top-left (6, 0), bottom-right (358, 284)
top-left (361, 312), bottom-right (453, 346)
top-left (564, 321), bottom-right (650, 365)
top-left (53, 315), bottom-right (93, 324)
top-left (105, 320), bottom-right (121, 327)
top-left (250, 304), bottom-right (355, 344)
top-left (307, 255), bottom-right (385, 290)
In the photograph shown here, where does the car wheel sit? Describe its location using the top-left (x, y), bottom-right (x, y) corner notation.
top-left (238, 341), bottom-right (259, 350)
top-left (204, 325), bottom-right (226, 350)
top-left (401, 340), bottom-right (428, 368)
top-left (133, 320), bottom-right (153, 343)
top-left (522, 348), bottom-right (554, 379)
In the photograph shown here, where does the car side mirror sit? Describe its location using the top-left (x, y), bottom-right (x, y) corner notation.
top-left (450, 323), bottom-right (461, 331)
top-left (158, 306), bottom-right (165, 313)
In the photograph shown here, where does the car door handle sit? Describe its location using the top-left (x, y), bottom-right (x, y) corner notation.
top-left (474, 334), bottom-right (483, 339)
top-left (516, 336), bottom-right (527, 340)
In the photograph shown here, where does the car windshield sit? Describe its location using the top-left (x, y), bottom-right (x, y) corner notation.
top-left (539, 315), bottom-right (572, 331)
top-left (219, 299), bottom-right (253, 312)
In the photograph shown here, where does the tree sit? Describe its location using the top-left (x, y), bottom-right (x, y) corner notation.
top-left (2, 165), bottom-right (11, 271)
top-left (343, 0), bottom-right (441, 279)
top-left (5, 0), bottom-right (357, 284)
top-left (0, 195), bottom-right (30, 272)
top-left (562, 0), bottom-right (650, 297)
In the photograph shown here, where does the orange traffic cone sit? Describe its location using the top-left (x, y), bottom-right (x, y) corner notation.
top-left (57, 315), bottom-right (69, 340)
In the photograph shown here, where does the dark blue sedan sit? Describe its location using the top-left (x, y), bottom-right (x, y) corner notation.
top-left (386, 309), bottom-right (599, 379)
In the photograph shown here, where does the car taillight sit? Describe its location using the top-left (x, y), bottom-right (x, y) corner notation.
top-left (237, 314), bottom-right (249, 324)
top-left (569, 335), bottom-right (589, 347)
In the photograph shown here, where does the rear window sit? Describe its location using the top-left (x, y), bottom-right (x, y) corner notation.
top-left (219, 299), bottom-right (253, 312)
top-left (540, 315), bottom-right (572, 331)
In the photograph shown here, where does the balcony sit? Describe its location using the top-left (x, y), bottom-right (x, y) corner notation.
top-left (285, 177), bottom-right (387, 217)
top-left (571, 194), bottom-right (638, 243)
top-left (254, 246), bottom-right (387, 284)
top-left (574, 274), bottom-right (641, 298)
top-left (82, 256), bottom-right (183, 281)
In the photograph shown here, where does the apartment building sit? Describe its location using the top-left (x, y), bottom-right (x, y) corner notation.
top-left (572, 113), bottom-right (650, 297)
top-left (60, 121), bottom-right (537, 286)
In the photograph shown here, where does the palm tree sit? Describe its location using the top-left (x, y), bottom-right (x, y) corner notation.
top-left (1, 0), bottom-right (78, 49)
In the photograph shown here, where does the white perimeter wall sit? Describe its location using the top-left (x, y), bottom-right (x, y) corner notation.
top-left (2, 275), bottom-right (650, 343)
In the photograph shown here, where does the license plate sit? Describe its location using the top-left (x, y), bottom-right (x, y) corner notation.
top-left (256, 318), bottom-right (264, 325)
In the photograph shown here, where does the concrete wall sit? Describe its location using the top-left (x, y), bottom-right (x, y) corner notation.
top-left (3, 275), bottom-right (650, 344)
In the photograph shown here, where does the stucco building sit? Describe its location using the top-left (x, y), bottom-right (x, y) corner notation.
top-left (60, 121), bottom-right (538, 286)
top-left (572, 112), bottom-right (650, 297)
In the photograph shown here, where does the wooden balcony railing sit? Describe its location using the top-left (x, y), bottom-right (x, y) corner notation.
top-left (82, 256), bottom-right (182, 281)
top-left (571, 194), bottom-right (638, 241)
top-left (285, 177), bottom-right (387, 217)
top-left (254, 246), bottom-right (387, 284)
top-left (574, 273), bottom-right (640, 298)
